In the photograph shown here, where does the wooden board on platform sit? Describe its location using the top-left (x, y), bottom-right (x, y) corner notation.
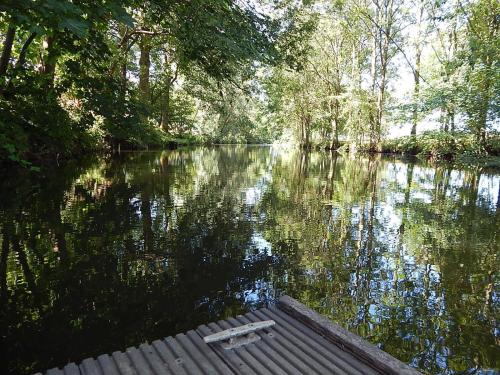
top-left (36, 296), bottom-right (421, 375)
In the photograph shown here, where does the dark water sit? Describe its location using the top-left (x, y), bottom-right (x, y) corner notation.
top-left (0, 146), bottom-right (499, 375)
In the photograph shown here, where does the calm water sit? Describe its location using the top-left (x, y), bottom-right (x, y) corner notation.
top-left (0, 146), bottom-right (499, 374)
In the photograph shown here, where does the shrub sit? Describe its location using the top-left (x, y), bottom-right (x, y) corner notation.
top-left (381, 131), bottom-right (498, 159)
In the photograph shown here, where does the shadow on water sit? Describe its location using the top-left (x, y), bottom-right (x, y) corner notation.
top-left (0, 146), bottom-right (498, 374)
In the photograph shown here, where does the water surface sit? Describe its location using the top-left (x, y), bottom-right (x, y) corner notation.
top-left (1, 146), bottom-right (499, 374)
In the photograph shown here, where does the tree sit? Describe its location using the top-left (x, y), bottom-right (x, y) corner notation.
top-left (457, 0), bottom-right (499, 145)
top-left (1, 0), bottom-right (307, 164)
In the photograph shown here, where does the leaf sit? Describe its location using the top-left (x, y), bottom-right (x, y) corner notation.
top-left (107, 4), bottom-right (134, 27)
top-left (60, 18), bottom-right (89, 37)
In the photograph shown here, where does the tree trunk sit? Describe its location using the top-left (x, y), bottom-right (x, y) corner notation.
top-left (369, 15), bottom-right (378, 149)
top-left (477, 103), bottom-right (488, 146)
top-left (450, 110), bottom-right (455, 132)
top-left (42, 36), bottom-right (57, 86)
top-left (370, 14), bottom-right (378, 95)
top-left (118, 25), bottom-right (129, 93)
top-left (376, 72), bottom-right (386, 146)
top-left (304, 115), bottom-right (311, 148)
top-left (373, 0), bottom-right (393, 151)
top-left (121, 62), bottom-right (127, 90)
top-left (375, 42), bottom-right (387, 150)
top-left (411, 2), bottom-right (424, 136)
top-left (160, 85), bottom-right (170, 131)
top-left (330, 117), bottom-right (339, 150)
top-left (442, 107), bottom-right (449, 132)
top-left (0, 25), bottom-right (15, 78)
top-left (476, 57), bottom-right (492, 147)
top-left (15, 33), bottom-right (37, 70)
top-left (160, 51), bottom-right (179, 131)
top-left (411, 65), bottom-right (420, 136)
top-left (330, 99), bottom-right (339, 149)
top-left (139, 35), bottom-right (151, 104)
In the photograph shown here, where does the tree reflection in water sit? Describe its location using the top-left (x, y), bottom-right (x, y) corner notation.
top-left (0, 146), bottom-right (498, 374)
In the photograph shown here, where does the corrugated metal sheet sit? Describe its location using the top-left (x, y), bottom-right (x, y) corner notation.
top-left (37, 298), bottom-right (420, 375)
top-left (196, 308), bottom-right (380, 375)
top-left (39, 327), bottom-right (234, 375)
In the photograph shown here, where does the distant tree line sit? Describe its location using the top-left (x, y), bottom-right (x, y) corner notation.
top-left (265, 0), bottom-right (499, 154)
top-left (0, 0), bottom-right (498, 166)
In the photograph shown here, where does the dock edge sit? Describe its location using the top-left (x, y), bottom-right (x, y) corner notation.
top-left (278, 295), bottom-right (422, 375)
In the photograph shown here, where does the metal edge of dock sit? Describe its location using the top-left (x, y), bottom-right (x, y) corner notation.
top-left (34, 295), bottom-right (422, 375)
top-left (278, 295), bottom-right (421, 375)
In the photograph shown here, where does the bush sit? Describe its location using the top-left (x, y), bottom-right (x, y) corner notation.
top-left (0, 81), bottom-right (82, 166)
top-left (381, 131), bottom-right (499, 159)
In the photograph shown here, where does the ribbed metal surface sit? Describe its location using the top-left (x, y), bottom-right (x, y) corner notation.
top-left (196, 308), bottom-right (381, 375)
top-left (38, 329), bottom-right (234, 375)
top-left (38, 301), bottom-right (417, 375)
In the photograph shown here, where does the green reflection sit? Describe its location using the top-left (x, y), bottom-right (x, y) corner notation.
top-left (0, 146), bottom-right (498, 374)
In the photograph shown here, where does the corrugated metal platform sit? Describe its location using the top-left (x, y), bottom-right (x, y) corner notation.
top-left (37, 296), bottom-right (421, 375)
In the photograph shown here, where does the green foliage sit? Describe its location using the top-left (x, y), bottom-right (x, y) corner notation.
top-left (381, 131), bottom-right (500, 158)
top-left (0, 0), bottom-right (498, 166)
top-left (263, 0), bottom-right (498, 154)
top-left (0, 111), bottom-right (28, 165)
top-left (0, 75), bottom-right (86, 160)
top-left (0, 0), bottom-right (303, 166)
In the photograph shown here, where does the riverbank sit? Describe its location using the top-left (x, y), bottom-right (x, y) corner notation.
top-left (303, 131), bottom-right (500, 168)
top-left (380, 131), bottom-right (500, 157)
top-left (4, 130), bottom-right (500, 170)
top-left (380, 132), bottom-right (500, 169)
top-left (0, 127), bottom-right (204, 169)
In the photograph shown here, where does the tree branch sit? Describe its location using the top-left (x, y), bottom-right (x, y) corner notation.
top-left (358, 5), bottom-right (433, 87)
top-left (15, 32), bottom-right (37, 69)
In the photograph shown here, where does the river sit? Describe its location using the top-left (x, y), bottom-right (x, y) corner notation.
top-left (0, 146), bottom-right (498, 374)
